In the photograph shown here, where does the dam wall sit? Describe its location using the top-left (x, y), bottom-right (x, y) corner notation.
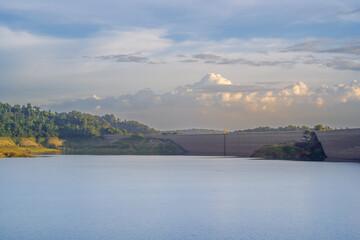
top-left (155, 132), bottom-right (304, 157)
top-left (104, 132), bottom-right (304, 157)
top-left (315, 129), bottom-right (360, 160)
top-left (104, 129), bottom-right (360, 160)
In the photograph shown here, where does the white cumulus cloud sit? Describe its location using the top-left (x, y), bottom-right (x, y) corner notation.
top-left (280, 81), bottom-right (310, 96)
top-left (47, 73), bottom-right (360, 129)
top-left (191, 73), bottom-right (233, 87)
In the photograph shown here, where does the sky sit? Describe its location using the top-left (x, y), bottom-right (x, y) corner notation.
top-left (0, 0), bottom-right (359, 130)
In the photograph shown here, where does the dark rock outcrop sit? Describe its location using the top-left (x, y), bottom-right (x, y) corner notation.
top-left (251, 131), bottom-right (327, 161)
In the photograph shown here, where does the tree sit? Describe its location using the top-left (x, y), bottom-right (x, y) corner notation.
top-left (0, 102), bottom-right (157, 138)
top-left (314, 124), bottom-right (324, 131)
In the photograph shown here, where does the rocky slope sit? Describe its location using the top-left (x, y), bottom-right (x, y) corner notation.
top-left (251, 131), bottom-right (327, 161)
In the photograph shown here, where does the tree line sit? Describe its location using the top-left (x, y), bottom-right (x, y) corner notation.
top-left (234, 124), bottom-right (334, 133)
top-left (0, 102), bottom-right (160, 138)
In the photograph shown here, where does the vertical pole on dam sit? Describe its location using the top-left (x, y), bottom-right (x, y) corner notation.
top-left (224, 130), bottom-right (226, 157)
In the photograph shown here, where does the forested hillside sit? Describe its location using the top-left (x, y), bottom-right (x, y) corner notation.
top-left (101, 114), bottom-right (161, 135)
top-left (0, 102), bottom-right (160, 138)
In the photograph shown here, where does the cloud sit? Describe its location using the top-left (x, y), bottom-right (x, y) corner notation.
top-left (317, 80), bottom-right (360, 103)
top-left (92, 94), bottom-right (101, 100)
top-left (325, 57), bottom-right (360, 71)
top-left (193, 54), bottom-right (222, 61)
top-left (191, 73), bottom-right (233, 86)
top-left (280, 81), bottom-right (311, 96)
top-left (0, 25), bottom-right (172, 56)
top-left (93, 53), bottom-right (167, 64)
top-left (179, 59), bottom-right (198, 63)
top-left (283, 39), bottom-right (360, 55)
top-left (2, 0), bottom-right (360, 129)
top-left (283, 39), bottom-right (331, 52)
top-left (181, 73), bottom-right (275, 93)
top-left (87, 29), bottom-right (173, 56)
top-left (0, 26), bottom-right (69, 49)
top-left (95, 54), bottom-right (149, 63)
top-left (0, 26), bottom-right (177, 104)
top-left (185, 53), bottom-right (296, 67)
top-left (255, 81), bottom-right (289, 86)
top-left (338, 8), bottom-right (360, 22)
top-left (179, 39), bottom-right (360, 72)
top-left (324, 45), bottom-right (360, 55)
top-left (340, 8), bottom-right (360, 15)
top-left (2, 24), bottom-right (358, 73)
top-left (1, 24), bottom-right (360, 111)
top-left (300, 55), bottom-right (360, 71)
top-left (41, 73), bottom-right (360, 129)
top-left (47, 73), bottom-right (360, 125)
top-left (218, 58), bottom-right (296, 67)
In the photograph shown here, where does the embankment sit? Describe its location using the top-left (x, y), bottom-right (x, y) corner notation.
top-left (105, 132), bottom-right (304, 157)
top-left (155, 132), bottom-right (304, 157)
top-left (105, 129), bottom-right (360, 161)
top-left (64, 136), bottom-right (186, 155)
top-left (0, 137), bottom-right (61, 157)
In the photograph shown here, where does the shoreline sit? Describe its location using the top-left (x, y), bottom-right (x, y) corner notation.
top-left (2, 153), bottom-right (359, 163)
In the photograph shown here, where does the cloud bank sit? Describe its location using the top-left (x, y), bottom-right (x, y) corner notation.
top-left (47, 73), bottom-right (360, 130)
top-left (1, 25), bottom-right (359, 111)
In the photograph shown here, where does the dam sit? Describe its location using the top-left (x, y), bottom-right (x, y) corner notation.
top-left (315, 129), bottom-right (360, 161)
top-left (104, 129), bottom-right (360, 161)
top-left (155, 132), bottom-right (304, 157)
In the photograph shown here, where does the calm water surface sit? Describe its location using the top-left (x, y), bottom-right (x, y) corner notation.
top-left (0, 155), bottom-right (359, 240)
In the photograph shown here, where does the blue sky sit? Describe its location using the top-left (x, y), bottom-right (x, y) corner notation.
top-left (0, 0), bottom-right (359, 129)
top-left (1, 0), bottom-right (359, 39)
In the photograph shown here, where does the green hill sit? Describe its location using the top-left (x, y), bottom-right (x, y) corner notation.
top-left (63, 136), bottom-right (186, 155)
top-left (0, 102), bottom-right (160, 138)
top-left (0, 102), bottom-right (166, 157)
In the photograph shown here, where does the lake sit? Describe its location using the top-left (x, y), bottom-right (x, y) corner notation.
top-left (0, 155), bottom-right (359, 240)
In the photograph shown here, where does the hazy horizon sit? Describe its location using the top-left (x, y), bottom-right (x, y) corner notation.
top-left (1, 0), bottom-right (359, 130)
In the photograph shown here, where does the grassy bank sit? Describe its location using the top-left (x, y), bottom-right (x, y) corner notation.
top-left (63, 136), bottom-right (186, 155)
top-left (0, 137), bottom-right (61, 158)
top-left (0, 135), bottom-right (186, 157)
